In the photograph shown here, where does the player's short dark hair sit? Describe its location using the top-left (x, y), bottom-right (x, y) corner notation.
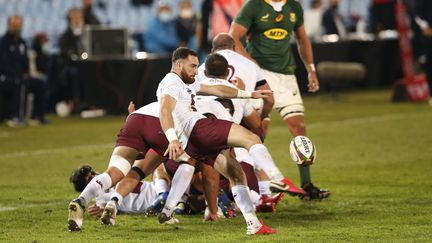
top-left (69, 165), bottom-right (95, 192)
top-left (172, 47), bottom-right (198, 63)
top-left (205, 53), bottom-right (228, 77)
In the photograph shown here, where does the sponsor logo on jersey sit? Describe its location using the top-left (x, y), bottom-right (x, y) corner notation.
top-left (260, 13), bottom-right (269, 22)
top-left (275, 13), bottom-right (284, 22)
top-left (264, 28), bottom-right (288, 40)
top-left (290, 12), bottom-right (296, 23)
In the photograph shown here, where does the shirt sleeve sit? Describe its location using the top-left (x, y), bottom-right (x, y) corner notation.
top-left (243, 100), bottom-right (255, 117)
top-left (233, 0), bottom-right (256, 29)
top-left (158, 79), bottom-right (181, 101)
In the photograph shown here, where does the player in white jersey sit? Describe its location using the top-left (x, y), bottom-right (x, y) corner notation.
top-left (197, 33), bottom-right (274, 121)
top-left (154, 48), bottom-right (279, 235)
top-left (70, 164), bottom-right (159, 215)
top-left (196, 34), bottom-right (306, 198)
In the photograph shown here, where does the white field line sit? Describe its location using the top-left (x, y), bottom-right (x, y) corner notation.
top-left (1, 112), bottom-right (427, 160)
top-left (0, 143), bottom-right (113, 160)
top-left (0, 201), bottom-right (65, 212)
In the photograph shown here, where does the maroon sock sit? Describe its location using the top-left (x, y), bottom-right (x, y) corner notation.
top-left (240, 162), bottom-right (259, 193)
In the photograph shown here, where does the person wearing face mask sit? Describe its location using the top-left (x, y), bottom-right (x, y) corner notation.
top-left (59, 8), bottom-right (85, 114)
top-left (0, 15), bottom-right (28, 127)
top-left (176, 0), bottom-right (197, 48)
top-left (322, 0), bottom-right (348, 38)
top-left (143, 3), bottom-right (179, 53)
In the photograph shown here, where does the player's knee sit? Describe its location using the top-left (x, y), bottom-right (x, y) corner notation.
top-left (108, 155), bottom-right (132, 177)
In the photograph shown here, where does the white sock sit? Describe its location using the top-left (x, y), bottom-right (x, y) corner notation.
top-left (249, 144), bottom-right (283, 180)
top-left (232, 185), bottom-right (261, 228)
top-left (161, 163), bottom-right (194, 216)
top-left (258, 180), bottom-right (272, 196)
top-left (110, 192), bottom-right (124, 205)
top-left (78, 172), bottom-right (112, 207)
top-left (249, 189), bottom-right (261, 206)
top-left (154, 179), bottom-right (169, 195)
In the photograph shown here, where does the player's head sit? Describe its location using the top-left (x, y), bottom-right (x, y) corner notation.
top-left (7, 15), bottom-right (23, 37)
top-left (204, 53), bottom-right (229, 79)
top-left (172, 47), bottom-right (199, 84)
top-left (69, 164), bottom-right (98, 192)
top-left (212, 33), bottom-right (235, 52)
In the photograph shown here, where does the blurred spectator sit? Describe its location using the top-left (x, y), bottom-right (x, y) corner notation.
top-left (369, 0), bottom-right (397, 34)
top-left (82, 0), bottom-right (101, 25)
top-left (304, 0), bottom-right (323, 40)
top-left (196, 0), bottom-right (243, 61)
top-left (59, 8), bottom-right (85, 113)
top-left (322, 0), bottom-right (348, 38)
top-left (413, 0), bottom-right (432, 102)
top-left (143, 3), bottom-right (178, 53)
top-left (176, 0), bottom-right (197, 48)
top-left (0, 15), bottom-right (28, 127)
top-left (27, 33), bottom-right (50, 125)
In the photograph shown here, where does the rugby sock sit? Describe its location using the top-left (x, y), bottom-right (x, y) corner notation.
top-left (162, 163), bottom-right (195, 216)
top-left (78, 172), bottom-right (112, 208)
top-left (232, 185), bottom-right (261, 228)
top-left (110, 192), bottom-right (123, 205)
top-left (249, 144), bottom-right (284, 180)
top-left (258, 180), bottom-right (272, 196)
top-left (240, 162), bottom-right (259, 193)
top-left (154, 178), bottom-right (169, 195)
top-left (248, 189), bottom-right (261, 206)
top-left (298, 165), bottom-right (311, 187)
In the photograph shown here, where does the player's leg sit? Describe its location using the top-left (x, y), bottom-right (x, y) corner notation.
top-left (101, 150), bottom-right (163, 225)
top-left (226, 123), bottom-right (305, 195)
top-left (159, 157), bottom-right (196, 224)
top-left (68, 146), bottom-right (138, 231)
top-left (270, 70), bottom-right (330, 200)
top-left (213, 150), bottom-right (276, 235)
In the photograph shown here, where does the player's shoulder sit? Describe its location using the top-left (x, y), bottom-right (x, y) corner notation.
top-left (159, 72), bottom-right (183, 88)
top-left (217, 50), bottom-right (258, 68)
top-left (287, 0), bottom-right (303, 12)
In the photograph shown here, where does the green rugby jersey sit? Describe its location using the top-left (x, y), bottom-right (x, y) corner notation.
top-left (234, 0), bottom-right (304, 74)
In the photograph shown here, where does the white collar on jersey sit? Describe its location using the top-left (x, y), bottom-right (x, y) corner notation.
top-left (265, 0), bottom-right (286, 12)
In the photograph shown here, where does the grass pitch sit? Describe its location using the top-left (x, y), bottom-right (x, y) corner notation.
top-left (0, 89), bottom-right (431, 242)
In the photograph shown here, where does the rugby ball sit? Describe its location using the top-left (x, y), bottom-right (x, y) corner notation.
top-left (289, 136), bottom-right (316, 165)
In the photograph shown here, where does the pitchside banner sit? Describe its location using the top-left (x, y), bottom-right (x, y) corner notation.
top-left (394, 0), bottom-right (429, 101)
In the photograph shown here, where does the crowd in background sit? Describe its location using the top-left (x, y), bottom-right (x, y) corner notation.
top-left (0, 0), bottom-right (431, 127)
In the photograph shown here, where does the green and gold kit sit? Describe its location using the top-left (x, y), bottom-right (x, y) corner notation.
top-left (234, 0), bottom-right (304, 74)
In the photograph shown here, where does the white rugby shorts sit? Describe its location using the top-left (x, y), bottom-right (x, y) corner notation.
top-left (262, 68), bottom-right (305, 118)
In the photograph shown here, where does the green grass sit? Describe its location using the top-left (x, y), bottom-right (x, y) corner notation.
top-left (1, 89), bottom-right (431, 242)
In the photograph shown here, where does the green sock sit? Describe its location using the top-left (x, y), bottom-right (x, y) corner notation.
top-left (298, 165), bottom-right (311, 187)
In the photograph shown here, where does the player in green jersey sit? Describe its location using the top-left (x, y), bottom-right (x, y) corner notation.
top-left (230, 0), bottom-right (330, 200)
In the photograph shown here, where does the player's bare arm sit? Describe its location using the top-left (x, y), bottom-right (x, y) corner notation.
top-left (198, 83), bottom-right (273, 99)
top-left (255, 82), bottom-right (275, 120)
top-left (160, 94), bottom-right (184, 160)
top-left (295, 25), bottom-right (319, 93)
top-left (229, 23), bottom-right (256, 63)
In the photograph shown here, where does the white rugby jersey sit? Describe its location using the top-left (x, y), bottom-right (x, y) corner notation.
top-left (196, 49), bottom-right (266, 92)
top-left (96, 182), bottom-right (158, 214)
top-left (196, 77), bottom-right (254, 124)
top-left (132, 102), bottom-right (160, 117)
top-left (156, 73), bottom-right (205, 145)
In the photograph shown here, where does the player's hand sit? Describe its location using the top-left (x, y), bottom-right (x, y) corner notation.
top-left (128, 101), bottom-right (136, 114)
top-left (251, 90), bottom-right (273, 98)
top-left (204, 212), bottom-right (224, 222)
top-left (88, 204), bottom-right (104, 218)
top-left (164, 140), bottom-right (184, 160)
top-left (308, 72), bottom-right (320, 92)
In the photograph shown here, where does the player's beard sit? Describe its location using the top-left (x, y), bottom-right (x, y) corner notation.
top-left (181, 69), bottom-right (195, 84)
